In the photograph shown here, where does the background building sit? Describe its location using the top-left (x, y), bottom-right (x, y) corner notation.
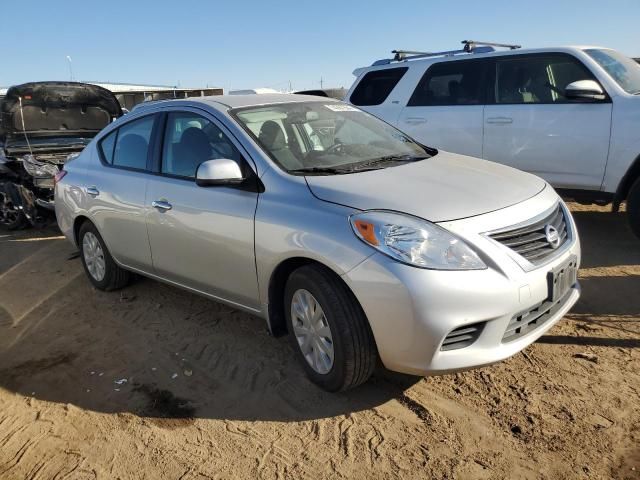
top-left (87, 82), bottom-right (223, 110)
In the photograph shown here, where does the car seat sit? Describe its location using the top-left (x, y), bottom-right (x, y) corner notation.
top-left (173, 127), bottom-right (211, 177)
top-left (258, 121), bottom-right (303, 169)
top-left (116, 134), bottom-right (148, 168)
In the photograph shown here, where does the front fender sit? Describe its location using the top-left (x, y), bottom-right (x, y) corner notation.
top-left (254, 170), bottom-right (374, 312)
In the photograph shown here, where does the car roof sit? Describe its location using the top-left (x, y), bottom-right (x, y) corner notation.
top-left (131, 93), bottom-right (339, 114)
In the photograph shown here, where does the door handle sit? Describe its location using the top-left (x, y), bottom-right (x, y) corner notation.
top-left (86, 186), bottom-right (100, 197)
top-left (404, 117), bottom-right (428, 125)
top-left (152, 200), bottom-right (172, 211)
top-left (486, 117), bottom-right (513, 124)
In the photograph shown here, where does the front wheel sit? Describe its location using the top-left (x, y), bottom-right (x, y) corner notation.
top-left (78, 221), bottom-right (131, 291)
top-left (628, 177), bottom-right (640, 240)
top-left (284, 264), bottom-right (377, 391)
top-left (0, 185), bottom-right (27, 230)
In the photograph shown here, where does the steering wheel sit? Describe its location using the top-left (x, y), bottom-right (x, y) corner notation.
top-left (325, 142), bottom-right (345, 155)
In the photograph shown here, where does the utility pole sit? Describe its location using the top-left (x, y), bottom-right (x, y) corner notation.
top-left (66, 56), bottom-right (73, 81)
top-left (320, 76), bottom-right (324, 89)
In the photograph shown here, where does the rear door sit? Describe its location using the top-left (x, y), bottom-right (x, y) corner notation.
top-left (482, 53), bottom-right (612, 189)
top-left (84, 113), bottom-right (158, 271)
top-left (398, 58), bottom-right (489, 157)
top-left (145, 109), bottom-right (260, 309)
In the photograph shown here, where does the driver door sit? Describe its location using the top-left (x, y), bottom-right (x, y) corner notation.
top-left (145, 109), bottom-right (260, 309)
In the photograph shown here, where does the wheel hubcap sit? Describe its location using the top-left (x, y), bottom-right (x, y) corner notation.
top-left (82, 232), bottom-right (106, 281)
top-left (291, 289), bottom-right (334, 374)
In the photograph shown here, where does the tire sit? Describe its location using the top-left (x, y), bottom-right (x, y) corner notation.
top-left (628, 177), bottom-right (640, 240)
top-left (284, 264), bottom-right (377, 391)
top-left (0, 185), bottom-right (27, 230)
top-left (3, 210), bottom-right (27, 230)
top-left (78, 221), bottom-right (130, 291)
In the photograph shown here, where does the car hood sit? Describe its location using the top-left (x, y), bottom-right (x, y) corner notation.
top-left (304, 151), bottom-right (547, 222)
top-left (0, 82), bottom-right (122, 142)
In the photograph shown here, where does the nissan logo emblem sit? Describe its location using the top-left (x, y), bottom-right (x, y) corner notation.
top-left (544, 225), bottom-right (561, 249)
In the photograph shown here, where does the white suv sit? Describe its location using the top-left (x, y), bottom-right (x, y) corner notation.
top-left (346, 41), bottom-right (640, 237)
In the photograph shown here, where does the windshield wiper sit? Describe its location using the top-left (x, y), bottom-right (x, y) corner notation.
top-left (288, 155), bottom-right (429, 176)
top-left (350, 154), bottom-right (429, 171)
top-left (287, 166), bottom-right (353, 175)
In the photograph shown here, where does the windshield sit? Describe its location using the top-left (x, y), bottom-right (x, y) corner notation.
top-left (232, 101), bottom-right (431, 174)
top-left (585, 48), bottom-right (640, 94)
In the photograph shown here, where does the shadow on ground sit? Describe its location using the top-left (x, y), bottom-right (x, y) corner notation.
top-left (0, 229), bottom-right (419, 424)
top-left (570, 209), bottom-right (640, 268)
top-left (0, 203), bottom-right (638, 425)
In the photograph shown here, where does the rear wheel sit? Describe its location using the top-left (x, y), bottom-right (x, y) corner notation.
top-left (628, 178), bottom-right (640, 240)
top-left (78, 221), bottom-right (130, 291)
top-left (284, 264), bottom-right (377, 391)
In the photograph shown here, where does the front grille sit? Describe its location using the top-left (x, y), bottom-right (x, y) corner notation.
top-left (502, 288), bottom-right (573, 343)
top-left (489, 204), bottom-right (568, 265)
top-left (441, 322), bottom-right (485, 351)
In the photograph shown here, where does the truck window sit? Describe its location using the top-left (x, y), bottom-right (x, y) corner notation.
top-left (350, 67), bottom-right (408, 106)
top-left (408, 59), bottom-right (488, 106)
top-left (494, 54), bottom-right (599, 104)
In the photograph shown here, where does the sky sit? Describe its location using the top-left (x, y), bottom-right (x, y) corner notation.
top-left (2, 0), bottom-right (639, 92)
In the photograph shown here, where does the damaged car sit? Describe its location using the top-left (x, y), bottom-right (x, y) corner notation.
top-left (0, 81), bottom-right (122, 228)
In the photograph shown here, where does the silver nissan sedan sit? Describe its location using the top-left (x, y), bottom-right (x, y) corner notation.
top-left (55, 94), bottom-right (581, 391)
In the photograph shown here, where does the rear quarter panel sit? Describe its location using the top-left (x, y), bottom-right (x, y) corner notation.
top-left (55, 148), bottom-right (92, 245)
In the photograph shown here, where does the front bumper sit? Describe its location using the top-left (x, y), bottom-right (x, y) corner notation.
top-left (342, 189), bottom-right (581, 376)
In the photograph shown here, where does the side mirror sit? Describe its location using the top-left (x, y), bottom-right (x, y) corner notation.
top-left (565, 80), bottom-right (606, 101)
top-left (196, 158), bottom-right (244, 187)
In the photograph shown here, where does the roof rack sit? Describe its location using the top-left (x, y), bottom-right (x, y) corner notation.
top-left (371, 40), bottom-right (521, 66)
top-left (461, 40), bottom-right (521, 51)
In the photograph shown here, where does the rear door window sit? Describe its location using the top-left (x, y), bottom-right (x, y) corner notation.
top-left (112, 115), bottom-right (155, 170)
top-left (350, 67), bottom-right (408, 106)
top-left (408, 59), bottom-right (488, 106)
top-left (99, 130), bottom-right (117, 164)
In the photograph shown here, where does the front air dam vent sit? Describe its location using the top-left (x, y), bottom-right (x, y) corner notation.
top-left (441, 322), bottom-right (485, 351)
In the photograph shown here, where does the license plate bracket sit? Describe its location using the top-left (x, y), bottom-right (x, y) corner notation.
top-left (547, 256), bottom-right (578, 302)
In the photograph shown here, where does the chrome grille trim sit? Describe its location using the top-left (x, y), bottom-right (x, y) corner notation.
top-left (487, 203), bottom-right (570, 266)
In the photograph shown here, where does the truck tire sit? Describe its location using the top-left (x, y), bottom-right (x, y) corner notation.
top-left (627, 177), bottom-right (640, 239)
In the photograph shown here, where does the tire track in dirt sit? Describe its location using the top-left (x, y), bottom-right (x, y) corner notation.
top-left (223, 421), bottom-right (318, 480)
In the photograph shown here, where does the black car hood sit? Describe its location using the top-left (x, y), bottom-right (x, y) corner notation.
top-left (0, 82), bottom-right (122, 143)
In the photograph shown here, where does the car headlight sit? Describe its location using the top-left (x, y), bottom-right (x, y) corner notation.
top-left (22, 154), bottom-right (59, 178)
top-left (350, 211), bottom-right (486, 270)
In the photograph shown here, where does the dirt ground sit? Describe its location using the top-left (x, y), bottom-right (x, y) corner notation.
top-left (0, 203), bottom-right (638, 480)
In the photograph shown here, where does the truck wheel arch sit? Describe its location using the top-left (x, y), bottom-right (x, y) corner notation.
top-left (614, 153), bottom-right (640, 211)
